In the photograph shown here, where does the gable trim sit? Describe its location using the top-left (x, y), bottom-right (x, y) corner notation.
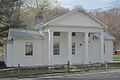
top-left (84, 12), bottom-right (108, 30)
top-left (43, 11), bottom-right (71, 26)
top-left (43, 10), bottom-right (108, 30)
top-left (47, 24), bottom-right (104, 29)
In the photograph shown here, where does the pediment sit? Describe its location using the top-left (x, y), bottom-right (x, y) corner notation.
top-left (45, 10), bottom-right (106, 29)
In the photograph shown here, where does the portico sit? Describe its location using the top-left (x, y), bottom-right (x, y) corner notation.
top-left (48, 29), bottom-right (104, 65)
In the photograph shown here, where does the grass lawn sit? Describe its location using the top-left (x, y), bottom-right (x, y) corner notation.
top-left (0, 64), bottom-right (111, 78)
top-left (0, 67), bottom-right (69, 78)
top-left (113, 55), bottom-right (120, 61)
top-left (0, 47), bottom-right (3, 56)
top-left (0, 63), bottom-right (120, 78)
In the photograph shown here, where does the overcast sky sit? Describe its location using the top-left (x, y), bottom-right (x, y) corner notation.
top-left (24, 0), bottom-right (117, 10)
top-left (57, 0), bottom-right (114, 9)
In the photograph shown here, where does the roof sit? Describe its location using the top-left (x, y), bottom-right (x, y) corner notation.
top-left (44, 10), bottom-right (107, 29)
top-left (8, 29), bottom-right (43, 40)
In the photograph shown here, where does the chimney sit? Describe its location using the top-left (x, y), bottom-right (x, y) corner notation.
top-left (35, 15), bottom-right (44, 31)
top-left (35, 15), bottom-right (44, 24)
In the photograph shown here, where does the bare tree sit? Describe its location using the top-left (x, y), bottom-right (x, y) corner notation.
top-left (91, 7), bottom-right (120, 49)
top-left (0, 0), bottom-right (25, 46)
top-left (20, 0), bottom-right (69, 29)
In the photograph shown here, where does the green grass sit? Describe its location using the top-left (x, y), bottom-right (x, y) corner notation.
top-left (0, 67), bottom-right (68, 78)
top-left (113, 55), bottom-right (120, 61)
top-left (0, 64), bottom-right (109, 78)
top-left (0, 63), bottom-right (120, 78)
top-left (0, 47), bottom-right (3, 56)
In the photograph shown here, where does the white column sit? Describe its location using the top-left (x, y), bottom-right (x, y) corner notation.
top-left (68, 32), bottom-right (72, 64)
top-left (85, 32), bottom-right (89, 64)
top-left (48, 31), bottom-right (53, 66)
top-left (100, 32), bottom-right (104, 63)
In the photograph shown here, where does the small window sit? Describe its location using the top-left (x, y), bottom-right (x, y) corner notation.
top-left (54, 32), bottom-right (60, 36)
top-left (53, 43), bottom-right (60, 55)
top-left (72, 42), bottom-right (76, 55)
top-left (72, 32), bottom-right (76, 36)
top-left (25, 42), bottom-right (33, 56)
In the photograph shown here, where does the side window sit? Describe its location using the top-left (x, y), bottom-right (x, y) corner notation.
top-left (72, 42), bottom-right (76, 55)
top-left (53, 43), bottom-right (60, 55)
top-left (25, 42), bottom-right (33, 56)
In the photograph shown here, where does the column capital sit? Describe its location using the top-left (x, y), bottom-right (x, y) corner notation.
top-left (48, 29), bottom-right (54, 33)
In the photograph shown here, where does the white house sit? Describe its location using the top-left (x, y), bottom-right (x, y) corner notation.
top-left (5, 10), bottom-right (114, 67)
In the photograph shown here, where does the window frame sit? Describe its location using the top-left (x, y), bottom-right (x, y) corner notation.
top-left (25, 42), bottom-right (33, 56)
top-left (72, 42), bottom-right (76, 55)
top-left (53, 42), bottom-right (60, 55)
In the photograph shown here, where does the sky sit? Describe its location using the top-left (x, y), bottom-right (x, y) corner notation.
top-left (57, 0), bottom-right (114, 10)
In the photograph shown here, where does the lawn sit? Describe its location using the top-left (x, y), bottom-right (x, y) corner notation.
top-left (0, 47), bottom-right (3, 56)
top-left (0, 63), bottom-right (119, 78)
top-left (113, 55), bottom-right (120, 61)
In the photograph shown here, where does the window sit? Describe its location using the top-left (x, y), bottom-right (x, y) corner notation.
top-left (72, 42), bottom-right (76, 55)
top-left (25, 42), bottom-right (33, 56)
top-left (53, 43), bottom-right (60, 55)
top-left (72, 32), bottom-right (76, 36)
top-left (54, 32), bottom-right (60, 36)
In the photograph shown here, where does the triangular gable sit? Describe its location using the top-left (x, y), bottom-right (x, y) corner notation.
top-left (44, 10), bottom-right (107, 29)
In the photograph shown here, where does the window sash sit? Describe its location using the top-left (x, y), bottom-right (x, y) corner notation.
top-left (25, 42), bottom-right (33, 56)
top-left (72, 42), bottom-right (76, 55)
top-left (53, 43), bottom-right (60, 55)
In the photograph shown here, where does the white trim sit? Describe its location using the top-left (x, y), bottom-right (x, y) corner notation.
top-left (48, 27), bottom-right (103, 33)
top-left (44, 11), bottom-right (71, 26)
top-left (47, 25), bottom-right (103, 29)
top-left (68, 32), bottom-right (72, 64)
top-left (43, 10), bottom-right (107, 29)
top-left (48, 30), bottom-right (53, 65)
top-left (100, 32), bottom-right (104, 63)
top-left (83, 12), bottom-right (108, 29)
top-left (85, 32), bottom-right (89, 64)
